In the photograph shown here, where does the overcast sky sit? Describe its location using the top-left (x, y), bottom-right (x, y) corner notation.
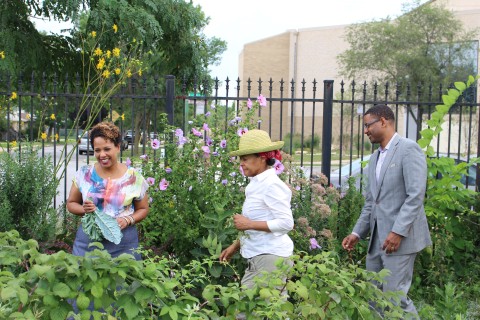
top-left (35, 0), bottom-right (428, 81)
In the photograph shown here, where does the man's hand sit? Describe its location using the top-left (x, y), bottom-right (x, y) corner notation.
top-left (219, 242), bottom-right (239, 262)
top-left (233, 214), bottom-right (251, 231)
top-left (342, 234), bottom-right (359, 251)
top-left (382, 232), bottom-right (403, 254)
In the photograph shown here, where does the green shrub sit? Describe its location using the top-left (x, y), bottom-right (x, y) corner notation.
top-left (0, 144), bottom-right (58, 241)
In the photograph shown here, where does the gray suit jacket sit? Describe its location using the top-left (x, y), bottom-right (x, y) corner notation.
top-left (353, 135), bottom-right (432, 255)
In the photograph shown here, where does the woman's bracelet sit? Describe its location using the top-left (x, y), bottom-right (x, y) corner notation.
top-left (128, 215), bottom-right (135, 225)
top-left (121, 216), bottom-right (130, 226)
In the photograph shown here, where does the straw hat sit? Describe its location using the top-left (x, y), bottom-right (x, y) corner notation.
top-left (229, 129), bottom-right (284, 156)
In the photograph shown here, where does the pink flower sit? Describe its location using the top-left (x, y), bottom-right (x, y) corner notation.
top-left (192, 128), bottom-right (202, 137)
top-left (165, 167), bottom-right (172, 174)
top-left (202, 123), bottom-right (209, 131)
top-left (310, 238), bottom-right (322, 250)
top-left (257, 94), bottom-right (267, 107)
top-left (159, 178), bottom-right (169, 191)
top-left (140, 154), bottom-right (148, 161)
top-left (146, 177), bottom-right (155, 186)
top-left (202, 146), bottom-right (210, 158)
top-left (220, 139), bottom-right (227, 148)
top-left (206, 137), bottom-right (213, 146)
top-left (247, 98), bottom-right (252, 109)
top-left (175, 128), bottom-right (183, 137)
top-left (151, 138), bottom-right (161, 149)
top-left (237, 127), bottom-right (248, 136)
top-left (125, 158), bottom-right (131, 167)
top-left (178, 136), bottom-right (188, 146)
top-left (274, 159), bottom-right (284, 175)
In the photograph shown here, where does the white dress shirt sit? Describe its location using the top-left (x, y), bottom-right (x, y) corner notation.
top-left (240, 168), bottom-right (294, 259)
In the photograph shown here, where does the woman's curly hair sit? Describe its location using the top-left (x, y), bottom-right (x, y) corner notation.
top-left (89, 122), bottom-right (122, 148)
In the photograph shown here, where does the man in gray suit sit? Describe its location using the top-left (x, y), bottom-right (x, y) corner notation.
top-left (342, 104), bottom-right (432, 316)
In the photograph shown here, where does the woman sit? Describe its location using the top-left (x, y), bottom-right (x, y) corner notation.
top-left (220, 129), bottom-right (294, 290)
top-left (67, 122), bottom-right (149, 260)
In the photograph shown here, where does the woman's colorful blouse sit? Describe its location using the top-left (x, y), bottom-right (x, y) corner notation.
top-left (74, 165), bottom-right (149, 218)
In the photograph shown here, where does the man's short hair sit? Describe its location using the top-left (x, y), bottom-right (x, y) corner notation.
top-left (365, 104), bottom-right (395, 121)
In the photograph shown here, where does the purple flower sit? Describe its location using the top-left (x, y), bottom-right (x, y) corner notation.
top-left (178, 136), bottom-right (188, 146)
top-left (159, 178), bottom-right (169, 191)
top-left (257, 120), bottom-right (262, 124)
top-left (222, 179), bottom-right (228, 186)
top-left (140, 154), bottom-right (148, 161)
top-left (257, 94), bottom-right (267, 107)
top-left (295, 186), bottom-right (301, 191)
top-left (146, 177), bottom-right (155, 186)
top-left (212, 151), bottom-right (219, 156)
top-left (165, 167), bottom-right (172, 174)
top-left (125, 158), bottom-right (132, 167)
top-left (175, 128), bottom-right (184, 137)
top-left (310, 238), bottom-right (322, 250)
top-left (202, 145), bottom-right (210, 157)
top-left (192, 128), bottom-right (202, 137)
top-left (203, 123), bottom-right (210, 131)
top-left (188, 186), bottom-right (193, 191)
top-left (234, 116), bottom-right (242, 122)
top-left (237, 128), bottom-right (248, 136)
top-left (205, 112), bottom-right (211, 117)
top-left (149, 197), bottom-right (153, 203)
top-left (274, 159), bottom-right (285, 175)
top-left (247, 98), bottom-right (252, 109)
top-left (151, 138), bottom-right (161, 149)
top-left (206, 137), bottom-right (213, 146)
top-left (239, 165), bottom-right (245, 176)
top-left (228, 120), bottom-right (236, 126)
top-left (230, 172), bottom-right (237, 177)
top-left (210, 102), bottom-right (216, 109)
top-left (220, 139), bottom-right (227, 148)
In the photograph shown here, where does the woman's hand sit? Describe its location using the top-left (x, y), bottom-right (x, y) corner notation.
top-left (82, 200), bottom-right (96, 214)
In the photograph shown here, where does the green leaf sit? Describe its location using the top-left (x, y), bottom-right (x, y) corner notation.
top-left (417, 138), bottom-right (430, 148)
top-left (169, 308), bottom-right (178, 320)
top-left (53, 282), bottom-right (71, 298)
top-left (1, 286), bottom-right (16, 300)
top-left (17, 288), bottom-right (28, 305)
top-left (32, 265), bottom-right (52, 277)
top-left (296, 283), bottom-right (309, 300)
top-left (49, 305), bottom-right (69, 320)
top-left (454, 81), bottom-right (466, 91)
top-left (76, 294), bottom-right (91, 310)
top-left (435, 104), bottom-right (450, 114)
top-left (43, 294), bottom-right (59, 307)
top-left (95, 210), bottom-right (123, 244)
top-left (329, 292), bottom-right (342, 303)
top-left (133, 287), bottom-right (153, 302)
top-left (442, 94), bottom-right (455, 106)
top-left (420, 128), bottom-right (434, 139)
top-left (124, 299), bottom-right (140, 319)
top-left (91, 283), bottom-right (103, 298)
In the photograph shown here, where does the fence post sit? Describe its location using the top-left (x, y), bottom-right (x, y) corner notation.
top-left (322, 80), bottom-right (334, 184)
top-left (165, 75), bottom-right (175, 125)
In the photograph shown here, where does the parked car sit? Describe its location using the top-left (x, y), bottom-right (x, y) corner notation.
top-left (330, 154), bottom-right (372, 189)
top-left (124, 130), bottom-right (135, 144)
top-left (78, 135), bottom-right (128, 155)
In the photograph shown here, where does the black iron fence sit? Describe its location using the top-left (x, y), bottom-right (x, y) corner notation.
top-left (1, 73), bottom-right (479, 207)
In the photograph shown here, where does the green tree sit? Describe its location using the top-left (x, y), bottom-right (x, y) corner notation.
top-left (337, 0), bottom-right (478, 86)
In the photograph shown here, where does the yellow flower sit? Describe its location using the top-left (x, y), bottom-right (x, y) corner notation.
top-left (0, 51), bottom-right (5, 59)
top-left (106, 50), bottom-right (111, 59)
top-left (10, 92), bottom-right (17, 100)
top-left (41, 132), bottom-right (47, 140)
top-left (115, 68), bottom-right (121, 75)
top-left (91, 31), bottom-right (97, 38)
top-left (94, 47), bottom-right (102, 56)
top-left (121, 113), bottom-right (125, 121)
top-left (55, 133), bottom-right (59, 141)
top-left (132, 38), bottom-right (136, 43)
top-left (112, 24), bottom-right (118, 33)
top-left (102, 70), bottom-right (111, 78)
top-left (11, 141), bottom-right (17, 148)
top-left (50, 113), bottom-right (56, 120)
top-left (127, 70), bottom-right (132, 78)
top-left (113, 48), bottom-right (120, 57)
top-left (26, 113), bottom-right (31, 120)
top-left (138, 69), bottom-right (143, 76)
top-left (96, 58), bottom-right (105, 70)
